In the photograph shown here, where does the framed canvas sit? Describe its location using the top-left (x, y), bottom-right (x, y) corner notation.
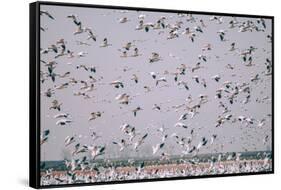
top-left (29, 1), bottom-right (274, 188)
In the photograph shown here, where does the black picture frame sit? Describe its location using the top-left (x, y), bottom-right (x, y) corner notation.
top-left (30, 1), bottom-right (274, 189)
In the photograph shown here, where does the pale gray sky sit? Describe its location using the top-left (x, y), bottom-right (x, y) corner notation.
top-left (40, 4), bottom-right (272, 161)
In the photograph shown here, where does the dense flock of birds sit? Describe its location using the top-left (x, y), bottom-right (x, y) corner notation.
top-left (39, 7), bottom-right (272, 185)
top-left (41, 158), bottom-right (271, 185)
